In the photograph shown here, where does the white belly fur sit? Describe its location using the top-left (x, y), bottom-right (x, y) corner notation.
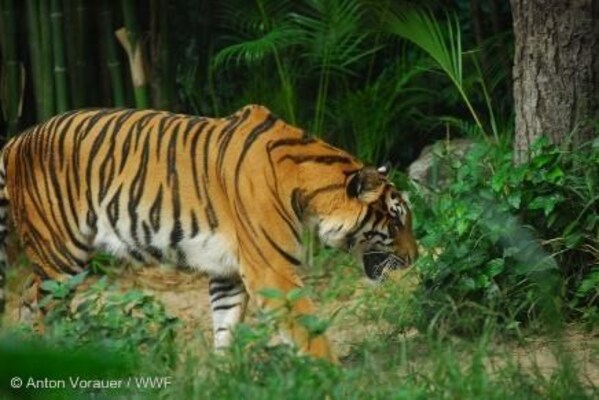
top-left (91, 217), bottom-right (239, 277)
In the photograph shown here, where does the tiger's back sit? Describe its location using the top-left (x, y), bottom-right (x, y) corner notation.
top-left (1, 105), bottom-right (299, 280)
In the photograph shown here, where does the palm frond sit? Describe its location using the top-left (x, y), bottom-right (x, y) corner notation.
top-left (212, 23), bottom-right (303, 69)
top-left (218, 0), bottom-right (295, 36)
top-left (386, 7), bottom-right (462, 87)
top-left (385, 6), bottom-right (492, 139)
top-left (290, 0), bottom-right (374, 74)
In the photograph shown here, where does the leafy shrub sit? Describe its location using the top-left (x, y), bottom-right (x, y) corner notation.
top-left (39, 273), bottom-right (180, 367)
top-left (411, 137), bottom-right (599, 334)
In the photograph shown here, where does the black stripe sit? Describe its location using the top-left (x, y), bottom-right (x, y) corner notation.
top-left (278, 154), bottom-right (353, 165)
top-left (167, 119), bottom-right (182, 186)
top-left (128, 248), bottom-right (146, 263)
top-left (128, 132), bottom-right (152, 244)
top-left (155, 114), bottom-right (179, 160)
top-left (205, 197), bottom-right (218, 231)
top-left (233, 114), bottom-right (278, 189)
top-left (190, 211), bottom-right (200, 237)
top-left (147, 245), bottom-right (164, 261)
top-left (167, 122), bottom-right (184, 247)
top-left (56, 112), bottom-right (78, 170)
top-left (212, 303), bottom-right (241, 312)
top-left (291, 189), bottom-right (305, 221)
top-left (86, 111), bottom-right (126, 203)
top-left (262, 229), bottom-right (301, 266)
top-left (269, 186), bottom-right (301, 243)
top-left (209, 282), bottom-right (236, 296)
top-left (142, 221), bottom-right (152, 245)
top-left (107, 186), bottom-right (122, 228)
top-left (182, 117), bottom-right (207, 145)
top-left (211, 288), bottom-right (245, 303)
top-left (202, 125), bottom-right (216, 182)
top-left (268, 137), bottom-right (316, 151)
top-left (149, 186), bottom-right (163, 232)
top-left (189, 121), bottom-right (209, 201)
top-left (304, 183), bottom-right (346, 204)
top-left (216, 108), bottom-right (252, 174)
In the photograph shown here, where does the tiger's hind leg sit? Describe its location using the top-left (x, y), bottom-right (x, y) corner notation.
top-left (208, 276), bottom-right (249, 351)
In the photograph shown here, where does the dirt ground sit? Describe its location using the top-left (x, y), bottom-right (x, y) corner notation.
top-left (3, 264), bottom-right (598, 386)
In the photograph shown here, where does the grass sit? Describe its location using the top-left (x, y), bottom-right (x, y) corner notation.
top-left (0, 248), bottom-right (597, 400)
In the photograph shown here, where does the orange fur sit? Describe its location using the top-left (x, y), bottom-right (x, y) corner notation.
top-left (0, 105), bottom-right (418, 361)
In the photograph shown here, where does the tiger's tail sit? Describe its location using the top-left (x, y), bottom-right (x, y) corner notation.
top-left (0, 148), bottom-right (8, 314)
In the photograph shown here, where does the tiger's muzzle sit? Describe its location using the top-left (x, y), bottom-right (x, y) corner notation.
top-left (362, 251), bottom-right (410, 281)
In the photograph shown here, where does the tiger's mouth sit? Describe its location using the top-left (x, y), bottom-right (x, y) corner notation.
top-left (362, 251), bottom-right (408, 280)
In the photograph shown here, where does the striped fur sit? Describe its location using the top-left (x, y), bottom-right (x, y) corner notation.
top-left (0, 105), bottom-right (417, 360)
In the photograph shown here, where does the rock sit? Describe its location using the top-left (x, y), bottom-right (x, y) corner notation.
top-left (408, 139), bottom-right (474, 192)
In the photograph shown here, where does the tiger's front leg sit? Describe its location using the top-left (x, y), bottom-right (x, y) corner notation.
top-left (208, 276), bottom-right (249, 350)
top-left (240, 258), bottom-right (337, 363)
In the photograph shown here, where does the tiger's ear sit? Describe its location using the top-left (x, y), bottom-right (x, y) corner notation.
top-left (377, 161), bottom-right (392, 176)
top-left (346, 166), bottom-right (386, 203)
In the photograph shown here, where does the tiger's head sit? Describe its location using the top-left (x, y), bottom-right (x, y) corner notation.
top-left (309, 165), bottom-right (418, 281)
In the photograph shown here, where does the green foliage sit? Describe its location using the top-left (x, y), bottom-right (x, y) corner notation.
top-left (0, 334), bottom-right (132, 400)
top-left (39, 273), bottom-right (180, 367)
top-left (412, 137), bottom-right (599, 334)
top-left (385, 6), bottom-right (497, 140)
top-left (197, 0), bottom-right (514, 167)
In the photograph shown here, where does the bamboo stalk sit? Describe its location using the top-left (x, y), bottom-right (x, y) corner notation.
top-left (63, 0), bottom-right (76, 107)
top-left (26, 0), bottom-right (44, 120)
top-left (155, 0), bottom-right (175, 110)
top-left (119, 0), bottom-right (150, 108)
top-left (0, 0), bottom-right (21, 135)
top-left (99, 0), bottom-right (125, 106)
top-left (39, 0), bottom-right (56, 120)
top-left (71, 0), bottom-right (89, 107)
top-left (62, 0), bottom-right (90, 108)
top-left (50, 0), bottom-right (69, 112)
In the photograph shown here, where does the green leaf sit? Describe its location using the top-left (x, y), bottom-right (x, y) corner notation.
top-left (66, 271), bottom-right (88, 289)
top-left (258, 287), bottom-right (285, 300)
top-left (40, 280), bottom-right (60, 293)
top-left (576, 269), bottom-right (599, 297)
top-left (297, 314), bottom-right (329, 336)
top-left (507, 192), bottom-right (521, 209)
top-left (564, 232), bottom-right (584, 249)
top-left (286, 288), bottom-right (307, 303)
top-left (528, 194), bottom-right (562, 216)
top-left (484, 258), bottom-right (504, 278)
top-left (474, 274), bottom-right (490, 289)
top-left (545, 166), bottom-right (564, 184)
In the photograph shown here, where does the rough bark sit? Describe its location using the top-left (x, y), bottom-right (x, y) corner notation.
top-left (511, 0), bottom-right (599, 163)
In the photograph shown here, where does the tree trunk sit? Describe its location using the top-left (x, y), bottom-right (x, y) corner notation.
top-left (511, 0), bottom-right (599, 163)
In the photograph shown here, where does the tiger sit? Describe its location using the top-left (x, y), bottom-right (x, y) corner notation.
top-left (0, 105), bottom-right (418, 361)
